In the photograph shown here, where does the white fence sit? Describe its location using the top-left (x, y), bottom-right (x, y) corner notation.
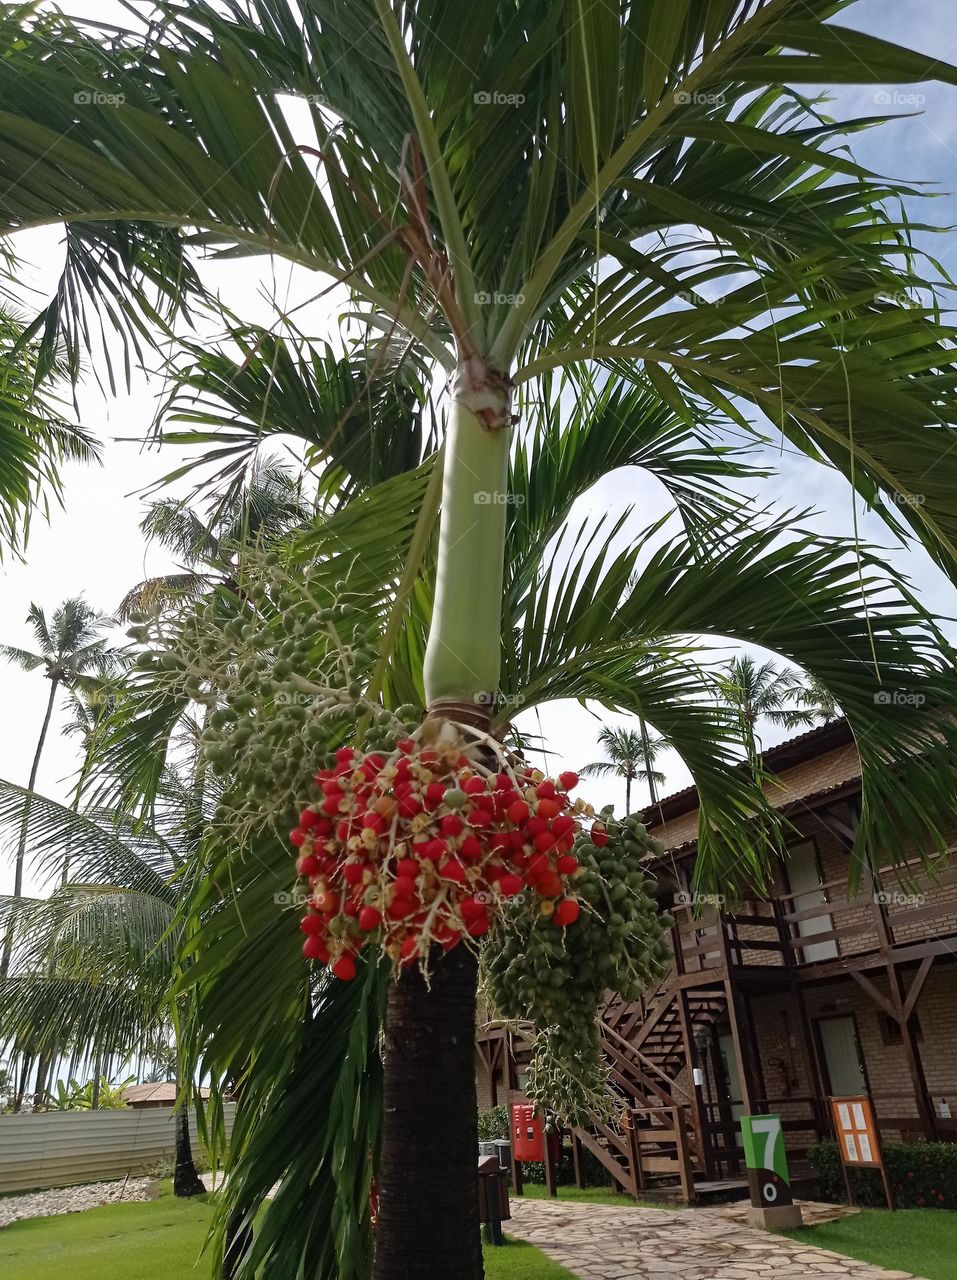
top-left (0, 1104), bottom-right (236, 1194)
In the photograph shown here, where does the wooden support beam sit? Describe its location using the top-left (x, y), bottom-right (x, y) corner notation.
top-left (675, 986), bottom-right (714, 1178)
top-left (903, 956), bottom-right (934, 1023)
top-left (723, 978), bottom-right (758, 1116)
top-left (886, 961), bottom-right (938, 1141)
top-left (849, 969), bottom-right (899, 1021)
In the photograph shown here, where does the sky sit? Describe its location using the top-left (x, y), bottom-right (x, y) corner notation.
top-left (4, 0), bottom-right (957, 900)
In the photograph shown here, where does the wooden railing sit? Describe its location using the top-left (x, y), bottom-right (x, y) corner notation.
top-left (572, 1104), bottom-right (697, 1203)
top-left (663, 854), bottom-right (957, 974)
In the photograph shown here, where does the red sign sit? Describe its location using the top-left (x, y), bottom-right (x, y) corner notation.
top-left (511, 1102), bottom-right (545, 1162)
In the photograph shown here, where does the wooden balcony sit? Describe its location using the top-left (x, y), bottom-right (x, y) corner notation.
top-left (665, 852), bottom-right (957, 982)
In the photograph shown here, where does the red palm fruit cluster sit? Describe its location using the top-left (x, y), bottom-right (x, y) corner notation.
top-left (289, 740), bottom-right (594, 979)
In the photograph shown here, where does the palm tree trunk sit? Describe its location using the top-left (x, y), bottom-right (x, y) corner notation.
top-left (1, 676), bottom-right (59, 977)
top-left (32, 1051), bottom-right (52, 1111)
top-left (625, 774), bottom-right (632, 816)
top-left (376, 380), bottom-right (510, 1280)
top-left (639, 717), bottom-right (658, 806)
top-left (373, 944), bottom-right (483, 1280)
top-left (173, 1084), bottom-right (206, 1198)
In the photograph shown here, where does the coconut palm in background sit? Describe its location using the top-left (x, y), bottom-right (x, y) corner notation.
top-left (0, 599), bottom-right (114, 974)
top-left (118, 458), bottom-right (311, 620)
top-left (0, 772), bottom-right (207, 1194)
top-left (581, 724), bottom-right (668, 812)
top-left (718, 654), bottom-right (819, 765)
top-left (6, 3), bottom-right (957, 1277)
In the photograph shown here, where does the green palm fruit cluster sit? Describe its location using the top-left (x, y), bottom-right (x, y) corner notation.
top-left (483, 810), bottom-right (672, 1125)
top-left (126, 553), bottom-right (419, 841)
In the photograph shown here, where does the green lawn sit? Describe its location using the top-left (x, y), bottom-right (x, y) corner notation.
top-left (0, 1184), bottom-right (572, 1280)
top-left (518, 1182), bottom-right (663, 1209)
top-left (780, 1207), bottom-right (957, 1280)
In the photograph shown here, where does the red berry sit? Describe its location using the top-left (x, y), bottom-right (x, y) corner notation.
top-left (314, 890), bottom-right (339, 914)
top-left (440, 813), bottom-right (464, 837)
top-left (290, 828), bottom-right (307, 848)
top-left (423, 837), bottom-right (448, 862)
top-left (467, 808), bottom-right (492, 828)
top-left (300, 808), bottom-right (321, 830)
top-left (463, 776), bottom-right (487, 795)
top-left (499, 873), bottom-right (524, 897)
top-left (341, 862), bottom-right (364, 885)
top-left (439, 859), bottom-right (466, 884)
top-left (361, 811), bottom-right (385, 833)
top-left (552, 815), bottom-right (576, 837)
top-left (467, 916), bottom-right (490, 937)
top-left (525, 816), bottom-right (547, 836)
top-left (397, 794), bottom-right (423, 818)
top-left (460, 835), bottom-right (483, 862)
top-left (460, 896), bottom-right (487, 922)
top-left (358, 906), bottom-right (382, 931)
top-left (533, 830), bottom-right (557, 852)
top-left (332, 953), bottom-right (357, 980)
top-left (527, 853), bottom-right (549, 879)
top-left (336, 747), bottom-right (356, 764)
top-left (394, 874), bottom-right (418, 901)
top-left (558, 771), bottom-right (579, 791)
top-left (297, 855), bottom-right (320, 878)
top-left (536, 780), bottom-right (557, 799)
top-left (388, 897), bottom-right (416, 920)
top-left (591, 824), bottom-right (609, 847)
top-left (557, 854), bottom-right (578, 875)
top-left (537, 871), bottom-right (563, 898)
top-left (424, 781), bottom-right (447, 809)
top-left (303, 935), bottom-right (330, 962)
top-left (507, 799), bottom-right (530, 824)
top-left (553, 898), bottom-right (581, 927)
top-left (300, 914), bottom-right (326, 935)
top-left (322, 779), bottom-right (345, 796)
top-left (397, 858), bottom-right (419, 878)
top-left (536, 797), bottom-right (561, 820)
top-left (397, 737), bottom-right (416, 754)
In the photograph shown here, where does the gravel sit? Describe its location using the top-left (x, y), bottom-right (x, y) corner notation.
top-left (0, 1177), bottom-right (156, 1229)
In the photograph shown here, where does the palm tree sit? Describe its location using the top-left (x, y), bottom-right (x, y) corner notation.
top-left (7, 6), bottom-right (957, 1276)
top-left (0, 773), bottom-right (207, 1194)
top-left (581, 725), bottom-right (667, 813)
top-left (0, 302), bottom-right (98, 556)
top-left (0, 599), bottom-right (114, 974)
top-left (118, 458), bottom-right (311, 620)
top-left (719, 654), bottom-right (819, 764)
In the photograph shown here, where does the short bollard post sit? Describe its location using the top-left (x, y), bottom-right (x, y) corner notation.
top-left (478, 1154), bottom-right (510, 1247)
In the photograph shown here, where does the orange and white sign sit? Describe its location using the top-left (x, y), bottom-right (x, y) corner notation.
top-left (831, 1095), bottom-right (880, 1167)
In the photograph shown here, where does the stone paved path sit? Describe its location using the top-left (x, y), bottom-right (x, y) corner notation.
top-left (507, 1199), bottom-right (925, 1280)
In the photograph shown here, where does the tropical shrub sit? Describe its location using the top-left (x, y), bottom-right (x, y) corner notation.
top-left (809, 1139), bottom-right (957, 1209)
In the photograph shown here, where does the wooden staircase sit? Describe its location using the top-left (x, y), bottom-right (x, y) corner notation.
top-left (566, 979), bottom-right (732, 1202)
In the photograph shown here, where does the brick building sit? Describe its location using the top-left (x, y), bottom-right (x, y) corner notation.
top-left (476, 720), bottom-right (957, 1197)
